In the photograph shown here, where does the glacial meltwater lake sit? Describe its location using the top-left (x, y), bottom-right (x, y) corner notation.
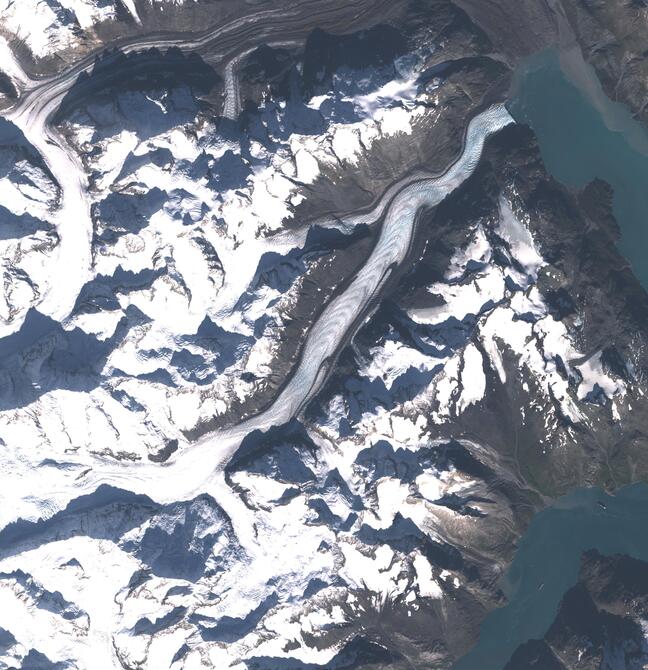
top-left (455, 484), bottom-right (648, 670)
top-left (508, 48), bottom-right (648, 289)
top-left (455, 48), bottom-right (648, 669)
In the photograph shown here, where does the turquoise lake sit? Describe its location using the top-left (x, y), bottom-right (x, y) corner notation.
top-left (507, 48), bottom-right (648, 289)
top-left (455, 484), bottom-right (648, 670)
top-left (455, 48), bottom-right (648, 669)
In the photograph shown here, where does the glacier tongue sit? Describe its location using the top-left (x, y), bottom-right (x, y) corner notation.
top-left (0, 104), bottom-right (515, 542)
top-left (0, 82), bottom-right (516, 665)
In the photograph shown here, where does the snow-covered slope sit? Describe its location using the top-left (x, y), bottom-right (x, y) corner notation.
top-left (0, 0), bottom-right (125, 58)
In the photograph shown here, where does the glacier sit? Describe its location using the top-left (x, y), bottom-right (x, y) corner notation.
top-left (0, 3), bottom-right (640, 668)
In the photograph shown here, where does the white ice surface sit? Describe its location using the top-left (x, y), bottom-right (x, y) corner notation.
top-left (576, 350), bottom-right (625, 400)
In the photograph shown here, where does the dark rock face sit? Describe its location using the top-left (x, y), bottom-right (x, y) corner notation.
top-left (505, 550), bottom-right (648, 669)
top-left (558, 0), bottom-right (648, 127)
top-left (446, 0), bottom-right (648, 130)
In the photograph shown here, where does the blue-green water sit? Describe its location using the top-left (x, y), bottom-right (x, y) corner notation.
top-left (455, 484), bottom-right (648, 670)
top-left (455, 48), bottom-right (648, 669)
top-left (507, 48), bottom-right (648, 289)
